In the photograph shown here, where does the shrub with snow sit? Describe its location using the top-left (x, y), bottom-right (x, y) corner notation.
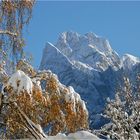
top-left (3, 70), bottom-right (33, 95)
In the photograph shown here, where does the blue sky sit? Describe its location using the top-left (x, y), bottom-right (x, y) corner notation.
top-left (24, 1), bottom-right (140, 68)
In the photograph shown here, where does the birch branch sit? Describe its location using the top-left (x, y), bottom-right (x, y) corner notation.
top-left (12, 102), bottom-right (47, 139)
top-left (0, 30), bottom-right (18, 37)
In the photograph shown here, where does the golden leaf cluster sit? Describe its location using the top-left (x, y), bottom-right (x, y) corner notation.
top-left (4, 63), bottom-right (89, 138)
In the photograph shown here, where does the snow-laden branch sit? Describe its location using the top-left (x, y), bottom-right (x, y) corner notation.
top-left (0, 30), bottom-right (18, 37)
top-left (11, 102), bottom-right (47, 139)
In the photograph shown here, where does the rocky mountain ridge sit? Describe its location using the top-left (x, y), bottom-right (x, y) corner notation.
top-left (39, 31), bottom-right (140, 128)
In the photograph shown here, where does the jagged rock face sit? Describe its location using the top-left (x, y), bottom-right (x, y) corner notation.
top-left (122, 54), bottom-right (140, 71)
top-left (55, 31), bottom-right (121, 71)
top-left (121, 54), bottom-right (140, 84)
top-left (39, 31), bottom-right (140, 129)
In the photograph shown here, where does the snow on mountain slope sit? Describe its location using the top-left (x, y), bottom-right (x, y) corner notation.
top-left (56, 31), bottom-right (121, 71)
top-left (39, 31), bottom-right (140, 129)
top-left (40, 42), bottom-right (102, 115)
top-left (122, 53), bottom-right (140, 70)
top-left (40, 42), bottom-right (74, 74)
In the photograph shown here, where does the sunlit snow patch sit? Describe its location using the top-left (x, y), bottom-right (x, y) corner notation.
top-left (4, 70), bottom-right (33, 95)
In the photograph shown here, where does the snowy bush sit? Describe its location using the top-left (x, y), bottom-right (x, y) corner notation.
top-left (4, 70), bottom-right (33, 95)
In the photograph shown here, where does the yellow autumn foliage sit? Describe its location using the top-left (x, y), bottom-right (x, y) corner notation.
top-left (4, 62), bottom-right (89, 138)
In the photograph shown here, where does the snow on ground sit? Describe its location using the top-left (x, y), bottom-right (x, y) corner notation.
top-left (47, 130), bottom-right (101, 140)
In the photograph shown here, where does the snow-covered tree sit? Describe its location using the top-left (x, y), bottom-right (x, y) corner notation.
top-left (101, 77), bottom-right (140, 140)
top-left (0, 60), bottom-right (89, 139)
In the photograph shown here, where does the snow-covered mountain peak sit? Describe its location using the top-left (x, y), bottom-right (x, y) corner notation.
top-left (84, 32), bottom-right (113, 53)
top-left (85, 32), bottom-right (98, 38)
top-left (55, 31), bottom-right (120, 71)
top-left (45, 41), bottom-right (64, 56)
top-left (123, 54), bottom-right (140, 62)
top-left (122, 54), bottom-right (140, 69)
top-left (57, 31), bottom-right (80, 46)
top-left (57, 31), bottom-right (112, 54)
top-left (46, 41), bottom-right (54, 47)
top-left (40, 31), bottom-right (140, 128)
